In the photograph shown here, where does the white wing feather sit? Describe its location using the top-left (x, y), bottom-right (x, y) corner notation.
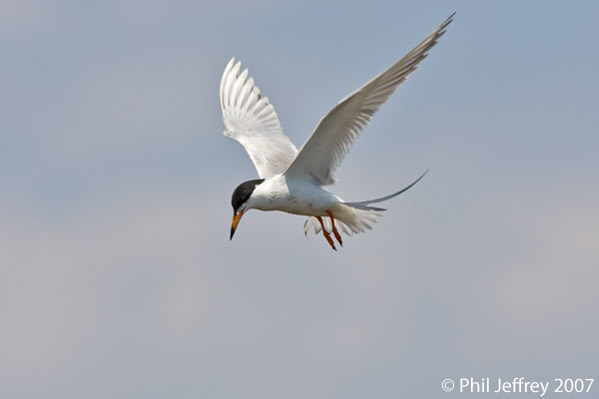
top-left (220, 57), bottom-right (298, 178)
top-left (284, 13), bottom-right (454, 185)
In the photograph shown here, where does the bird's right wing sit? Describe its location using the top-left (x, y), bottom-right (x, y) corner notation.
top-left (220, 57), bottom-right (298, 178)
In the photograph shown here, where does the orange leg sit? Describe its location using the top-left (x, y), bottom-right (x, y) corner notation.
top-left (326, 210), bottom-right (343, 247)
top-left (316, 216), bottom-right (336, 251)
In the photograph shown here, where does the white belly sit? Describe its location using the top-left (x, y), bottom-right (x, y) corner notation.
top-left (251, 175), bottom-right (339, 216)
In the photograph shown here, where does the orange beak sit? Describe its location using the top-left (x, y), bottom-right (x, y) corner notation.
top-left (230, 210), bottom-right (244, 240)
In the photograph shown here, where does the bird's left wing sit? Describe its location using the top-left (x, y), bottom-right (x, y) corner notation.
top-left (220, 57), bottom-right (298, 178)
top-left (284, 13), bottom-right (454, 186)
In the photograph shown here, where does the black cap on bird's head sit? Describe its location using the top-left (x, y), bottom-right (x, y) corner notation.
top-left (230, 178), bottom-right (264, 240)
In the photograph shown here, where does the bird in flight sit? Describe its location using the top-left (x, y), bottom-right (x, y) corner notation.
top-left (220, 13), bottom-right (454, 250)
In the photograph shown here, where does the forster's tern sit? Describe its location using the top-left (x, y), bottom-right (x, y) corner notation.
top-left (221, 13), bottom-right (454, 250)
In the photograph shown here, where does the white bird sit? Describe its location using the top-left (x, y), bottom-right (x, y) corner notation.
top-left (221, 13), bottom-right (454, 250)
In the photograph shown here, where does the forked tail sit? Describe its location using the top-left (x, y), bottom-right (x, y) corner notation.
top-left (303, 169), bottom-right (428, 237)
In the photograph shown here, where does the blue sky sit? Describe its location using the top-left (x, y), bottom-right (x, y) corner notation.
top-left (2, 1), bottom-right (599, 398)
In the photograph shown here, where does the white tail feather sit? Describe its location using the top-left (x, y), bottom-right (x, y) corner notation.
top-left (303, 204), bottom-right (383, 237)
top-left (303, 170), bottom-right (428, 239)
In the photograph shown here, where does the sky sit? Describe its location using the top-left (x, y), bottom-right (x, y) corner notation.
top-left (1, 0), bottom-right (599, 398)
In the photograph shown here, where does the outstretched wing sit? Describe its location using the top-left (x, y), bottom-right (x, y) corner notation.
top-left (284, 13), bottom-right (454, 186)
top-left (220, 57), bottom-right (298, 178)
